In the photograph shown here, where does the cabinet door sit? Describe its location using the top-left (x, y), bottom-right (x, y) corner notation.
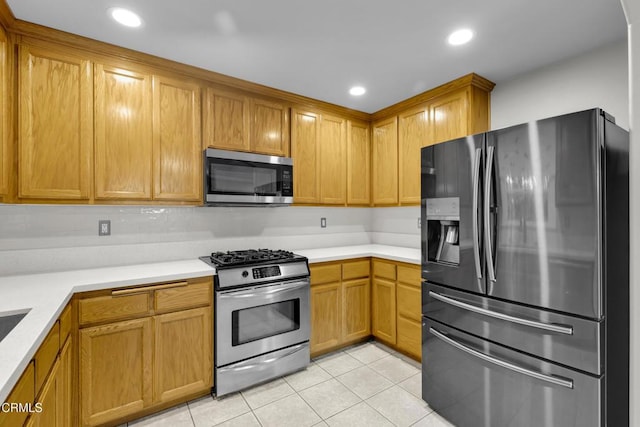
top-left (429, 89), bottom-right (469, 146)
top-left (152, 76), bottom-right (202, 201)
top-left (0, 27), bottom-right (7, 197)
top-left (398, 106), bottom-right (427, 204)
top-left (396, 282), bottom-right (422, 359)
top-left (319, 114), bottom-right (346, 205)
top-left (94, 64), bottom-right (152, 200)
top-left (27, 338), bottom-right (72, 427)
top-left (251, 98), bottom-right (289, 156)
top-left (154, 307), bottom-right (212, 404)
top-left (372, 277), bottom-right (396, 344)
top-left (291, 109), bottom-right (319, 204)
top-left (310, 281), bottom-right (341, 355)
top-left (342, 278), bottom-right (370, 343)
top-left (0, 362), bottom-right (35, 427)
top-left (372, 117), bottom-right (398, 205)
top-left (18, 44), bottom-right (92, 200)
top-left (204, 88), bottom-right (250, 151)
top-left (347, 120), bottom-right (370, 205)
top-left (80, 318), bottom-right (153, 426)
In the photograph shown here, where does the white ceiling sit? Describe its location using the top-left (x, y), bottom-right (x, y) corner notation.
top-left (6, 0), bottom-right (628, 113)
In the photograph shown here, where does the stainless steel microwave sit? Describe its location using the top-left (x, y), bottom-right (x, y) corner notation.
top-left (204, 148), bottom-right (293, 206)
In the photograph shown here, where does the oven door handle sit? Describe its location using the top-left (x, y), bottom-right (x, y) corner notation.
top-left (218, 343), bottom-right (308, 372)
top-left (218, 279), bottom-right (309, 298)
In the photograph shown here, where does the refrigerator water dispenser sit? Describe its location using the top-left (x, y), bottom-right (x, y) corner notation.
top-left (426, 197), bottom-right (460, 265)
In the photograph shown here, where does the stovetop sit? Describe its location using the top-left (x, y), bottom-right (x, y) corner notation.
top-left (200, 249), bottom-right (310, 289)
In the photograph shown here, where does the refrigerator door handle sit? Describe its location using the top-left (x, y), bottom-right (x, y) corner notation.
top-left (484, 145), bottom-right (497, 283)
top-left (429, 291), bottom-right (574, 335)
top-left (472, 148), bottom-right (483, 281)
top-left (429, 327), bottom-right (574, 389)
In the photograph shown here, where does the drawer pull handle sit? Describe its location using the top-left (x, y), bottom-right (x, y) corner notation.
top-left (430, 327), bottom-right (574, 389)
top-left (112, 281), bottom-right (188, 296)
top-left (429, 291), bottom-right (573, 335)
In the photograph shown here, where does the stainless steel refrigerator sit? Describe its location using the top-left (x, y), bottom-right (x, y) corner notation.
top-left (420, 108), bottom-right (629, 427)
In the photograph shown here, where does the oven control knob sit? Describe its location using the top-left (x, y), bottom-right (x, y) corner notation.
top-left (242, 270), bottom-right (249, 278)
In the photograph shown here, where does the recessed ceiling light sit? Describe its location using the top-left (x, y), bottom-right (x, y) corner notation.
top-left (448, 29), bottom-right (473, 46)
top-left (349, 86), bottom-right (366, 96)
top-left (109, 8), bottom-right (142, 28)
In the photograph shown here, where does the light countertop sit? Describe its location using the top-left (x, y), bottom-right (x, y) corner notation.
top-left (0, 244), bottom-right (419, 402)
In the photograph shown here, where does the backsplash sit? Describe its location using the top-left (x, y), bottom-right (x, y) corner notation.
top-left (0, 204), bottom-right (419, 275)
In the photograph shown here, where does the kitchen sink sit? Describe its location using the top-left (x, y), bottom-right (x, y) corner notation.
top-left (0, 310), bottom-right (30, 343)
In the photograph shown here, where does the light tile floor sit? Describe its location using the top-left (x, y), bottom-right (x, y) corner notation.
top-left (127, 341), bottom-right (454, 427)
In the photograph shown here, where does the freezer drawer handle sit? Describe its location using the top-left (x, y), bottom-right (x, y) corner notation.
top-left (429, 291), bottom-right (574, 335)
top-left (429, 327), bottom-right (574, 389)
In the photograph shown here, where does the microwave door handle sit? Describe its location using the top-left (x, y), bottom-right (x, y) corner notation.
top-left (472, 147), bottom-right (483, 284)
top-left (484, 145), bottom-right (497, 284)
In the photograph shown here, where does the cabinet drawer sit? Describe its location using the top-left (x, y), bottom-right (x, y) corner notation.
top-left (59, 304), bottom-right (72, 345)
top-left (0, 361), bottom-right (35, 427)
top-left (373, 260), bottom-right (396, 280)
top-left (342, 260), bottom-right (370, 280)
top-left (397, 317), bottom-right (421, 359)
top-left (155, 278), bottom-right (212, 313)
top-left (397, 282), bottom-right (421, 322)
top-left (310, 264), bottom-right (341, 285)
top-left (35, 322), bottom-right (59, 392)
top-left (79, 292), bottom-right (150, 326)
top-left (397, 265), bottom-right (421, 286)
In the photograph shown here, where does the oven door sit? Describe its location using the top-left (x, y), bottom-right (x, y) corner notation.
top-left (216, 278), bottom-right (310, 367)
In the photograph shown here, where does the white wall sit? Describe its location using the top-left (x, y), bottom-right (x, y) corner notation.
top-left (491, 39), bottom-right (629, 130)
top-left (0, 205), bottom-right (372, 275)
top-left (619, 1), bottom-right (638, 425)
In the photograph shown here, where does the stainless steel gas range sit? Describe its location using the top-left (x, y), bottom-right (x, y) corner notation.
top-left (200, 249), bottom-right (310, 396)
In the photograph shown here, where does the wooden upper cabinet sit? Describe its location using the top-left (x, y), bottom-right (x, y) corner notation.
top-left (398, 106), bottom-right (428, 204)
top-left (291, 109), bottom-right (320, 204)
top-left (428, 89), bottom-right (469, 146)
top-left (94, 64), bottom-right (152, 200)
top-left (152, 76), bottom-right (202, 201)
top-left (347, 120), bottom-right (370, 205)
top-left (18, 44), bottom-right (92, 200)
top-left (372, 116), bottom-right (398, 205)
top-left (319, 114), bottom-right (346, 205)
top-left (203, 88), bottom-right (250, 152)
top-left (251, 98), bottom-right (289, 156)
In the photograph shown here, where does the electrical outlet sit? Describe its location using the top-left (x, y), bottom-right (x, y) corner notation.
top-left (320, 217), bottom-right (327, 228)
top-left (99, 220), bottom-right (111, 236)
top-left (418, 217), bottom-right (421, 229)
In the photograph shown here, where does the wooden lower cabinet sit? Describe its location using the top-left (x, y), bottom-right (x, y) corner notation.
top-left (372, 259), bottom-right (422, 360)
top-left (372, 277), bottom-right (397, 344)
top-left (78, 277), bottom-right (213, 426)
top-left (0, 362), bottom-right (35, 427)
top-left (310, 259), bottom-right (370, 356)
top-left (154, 307), bottom-right (212, 403)
top-left (342, 277), bottom-right (370, 342)
top-left (80, 318), bottom-right (153, 426)
top-left (310, 281), bottom-right (342, 354)
top-left (26, 338), bottom-right (72, 427)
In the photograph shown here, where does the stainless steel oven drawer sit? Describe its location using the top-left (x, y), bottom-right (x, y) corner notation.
top-left (423, 283), bottom-right (603, 375)
top-left (422, 318), bottom-right (602, 427)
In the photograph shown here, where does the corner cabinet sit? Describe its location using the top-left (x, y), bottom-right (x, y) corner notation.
top-left (94, 63), bottom-right (153, 200)
top-left (77, 276), bottom-right (213, 427)
top-left (18, 43), bottom-right (93, 201)
top-left (346, 120), bottom-right (371, 205)
top-left (372, 117), bottom-right (398, 205)
top-left (310, 259), bottom-right (370, 357)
